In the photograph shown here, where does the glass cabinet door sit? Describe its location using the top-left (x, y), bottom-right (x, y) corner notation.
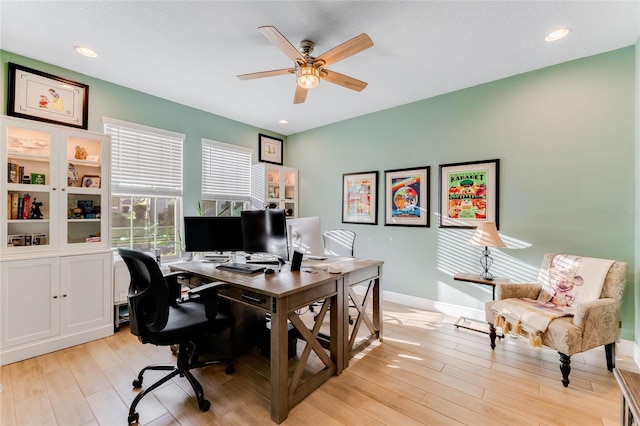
top-left (2, 120), bottom-right (57, 254)
top-left (61, 129), bottom-right (108, 250)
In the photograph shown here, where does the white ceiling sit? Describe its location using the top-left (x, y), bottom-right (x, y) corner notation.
top-left (1, 1), bottom-right (639, 136)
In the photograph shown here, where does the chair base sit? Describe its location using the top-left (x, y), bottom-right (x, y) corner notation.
top-left (128, 342), bottom-right (233, 424)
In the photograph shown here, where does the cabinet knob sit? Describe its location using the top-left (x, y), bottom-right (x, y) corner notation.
top-left (62, 294), bottom-right (68, 298)
top-left (61, 188), bottom-right (66, 192)
top-left (52, 187), bottom-right (57, 191)
top-left (53, 295), bottom-right (58, 299)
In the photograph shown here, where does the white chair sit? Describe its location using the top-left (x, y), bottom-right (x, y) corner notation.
top-left (322, 229), bottom-right (356, 257)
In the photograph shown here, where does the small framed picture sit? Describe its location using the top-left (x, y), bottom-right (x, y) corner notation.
top-left (342, 171), bottom-right (378, 225)
top-left (384, 166), bottom-right (430, 227)
top-left (259, 133), bottom-right (283, 165)
top-left (81, 175), bottom-right (100, 188)
top-left (439, 159), bottom-right (500, 228)
top-left (7, 62), bottom-right (89, 129)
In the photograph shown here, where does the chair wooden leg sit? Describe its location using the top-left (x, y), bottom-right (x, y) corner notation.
top-left (605, 342), bottom-right (616, 371)
top-left (489, 323), bottom-right (497, 350)
top-left (559, 352), bottom-right (571, 387)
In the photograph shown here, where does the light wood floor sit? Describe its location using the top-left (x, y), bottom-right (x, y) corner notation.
top-left (1, 301), bottom-right (636, 426)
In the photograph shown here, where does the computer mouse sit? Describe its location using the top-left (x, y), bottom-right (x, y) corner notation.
top-left (265, 268), bottom-right (275, 274)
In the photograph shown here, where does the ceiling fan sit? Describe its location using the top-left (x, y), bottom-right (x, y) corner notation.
top-left (237, 26), bottom-right (373, 104)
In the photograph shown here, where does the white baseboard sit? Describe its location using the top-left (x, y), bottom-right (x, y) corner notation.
top-left (379, 288), bottom-right (637, 360)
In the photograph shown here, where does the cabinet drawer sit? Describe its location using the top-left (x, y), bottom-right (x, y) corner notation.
top-left (219, 286), bottom-right (271, 312)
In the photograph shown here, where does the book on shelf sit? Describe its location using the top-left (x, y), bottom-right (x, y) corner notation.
top-left (7, 162), bottom-right (17, 183)
top-left (17, 197), bottom-right (23, 219)
top-left (21, 194), bottom-right (30, 219)
top-left (18, 166), bottom-right (24, 184)
top-left (10, 193), bottom-right (18, 219)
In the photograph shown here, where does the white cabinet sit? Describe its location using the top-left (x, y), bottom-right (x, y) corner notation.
top-left (251, 163), bottom-right (298, 217)
top-left (0, 252), bottom-right (112, 365)
top-left (1, 115), bottom-right (110, 255)
top-left (0, 115), bottom-right (112, 365)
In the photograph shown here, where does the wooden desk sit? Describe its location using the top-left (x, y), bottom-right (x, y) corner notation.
top-left (452, 273), bottom-right (509, 334)
top-left (170, 257), bottom-right (383, 424)
top-left (614, 368), bottom-right (640, 426)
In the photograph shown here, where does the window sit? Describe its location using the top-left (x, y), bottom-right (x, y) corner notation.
top-left (104, 117), bottom-right (184, 257)
top-left (201, 138), bottom-right (252, 217)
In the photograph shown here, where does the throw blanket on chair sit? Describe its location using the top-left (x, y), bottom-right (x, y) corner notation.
top-left (491, 255), bottom-right (614, 347)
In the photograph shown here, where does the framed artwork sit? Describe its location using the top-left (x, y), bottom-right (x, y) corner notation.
top-left (81, 175), bottom-right (101, 188)
top-left (342, 171), bottom-right (378, 225)
top-left (259, 133), bottom-right (283, 165)
top-left (439, 159), bottom-right (500, 228)
top-left (7, 62), bottom-right (89, 129)
top-left (384, 166), bottom-right (430, 227)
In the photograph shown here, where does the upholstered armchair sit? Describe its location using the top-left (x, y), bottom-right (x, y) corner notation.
top-left (485, 253), bottom-right (628, 387)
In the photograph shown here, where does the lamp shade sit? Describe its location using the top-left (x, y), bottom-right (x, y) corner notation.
top-left (468, 222), bottom-right (506, 248)
top-left (296, 66), bottom-right (320, 89)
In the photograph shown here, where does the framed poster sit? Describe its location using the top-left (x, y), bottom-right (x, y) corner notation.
top-left (384, 166), bottom-right (430, 227)
top-left (259, 133), bottom-right (283, 165)
top-left (7, 62), bottom-right (89, 129)
top-left (439, 159), bottom-right (500, 228)
top-left (342, 171), bottom-right (378, 225)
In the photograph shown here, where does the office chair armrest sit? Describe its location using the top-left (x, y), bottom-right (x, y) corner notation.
top-left (188, 281), bottom-right (228, 297)
top-left (187, 281), bottom-right (228, 320)
top-left (163, 271), bottom-right (184, 304)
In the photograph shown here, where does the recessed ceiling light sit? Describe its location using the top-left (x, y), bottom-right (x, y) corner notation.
top-left (278, 119), bottom-right (288, 125)
top-left (74, 45), bottom-right (97, 57)
top-left (545, 28), bottom-right (571, 42)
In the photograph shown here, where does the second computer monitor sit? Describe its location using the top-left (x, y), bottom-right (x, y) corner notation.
top-left (286, 216), bottom-right (322, 255)
top-left (241, 209), bottom-right (289, 260)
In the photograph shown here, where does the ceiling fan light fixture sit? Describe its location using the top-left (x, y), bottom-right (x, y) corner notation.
top-left (296, 66), bottom-right (320, 89)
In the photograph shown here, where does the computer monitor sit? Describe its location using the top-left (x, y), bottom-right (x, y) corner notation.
top-left (183, 216), bottom-right (244, 253)
top-left (286, 216), bottom-right (322, 254)
top-left (241, 209), bottom-right (289, 260)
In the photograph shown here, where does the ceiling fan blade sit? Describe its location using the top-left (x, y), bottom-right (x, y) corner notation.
top-left (259, 26), bottom-right (306, 64)
top-left (237, 68), bottom-right (294, 80)
top-left (316, 33), bottom-right (373, 67)
top-left (293, 85), bottom-right (308, 104)
top-left (320, 69), bottom-right (368, 92)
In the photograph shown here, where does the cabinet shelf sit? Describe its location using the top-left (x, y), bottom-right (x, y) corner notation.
top-left (8, 219), bottom-right (50, 223)
top-left (7, 152), bottom-right (49, 162)
top-left (67, 158), bottom-right (101, 168)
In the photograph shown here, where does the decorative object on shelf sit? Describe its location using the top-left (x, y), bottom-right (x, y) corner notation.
top-left (439, 159), bottom-right (500, 228)
top-left (68, 163), bottom-right (78, 186)
top-left (342, 171), bottom-right (378, 225)
top-left (7, 63), bottom-right (89, 129)
top-left (81, 175), bottom-right (100, 188)
top-left (29, 197), bottom-right (44, 219)
top-left (30, 173), bottom-right (45, 185)
top-left (384, 166), bottom-right (430, 227)
top-left (467, 221), bottom-right (506, 280)
top-left (258, 133), bottom-right (283, 165)
top-left (74, 145), bottom-right (88, 160)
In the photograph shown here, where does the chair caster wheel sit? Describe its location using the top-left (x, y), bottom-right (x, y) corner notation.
top-left (225, 364), bottom-right (234, 375)
top-left (132, 378), bottom-right (142, 388)
top-left (128, 412), bottom-right (139, 424)
top-left (199, 399), bottom-right (211, 412)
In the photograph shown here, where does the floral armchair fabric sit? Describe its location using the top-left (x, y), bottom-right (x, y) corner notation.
top-left (484, 253), bottom-right (628, 387)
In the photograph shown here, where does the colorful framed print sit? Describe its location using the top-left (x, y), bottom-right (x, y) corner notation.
top-left (7, 62), bottom-right (89, 129)
top-left (384, 166), bottom-right (430, 227)
top-left (259, 133), bottom-right (283, 165)
top-left (439, 159), bottom-right (500, 228)
top-left (342, 171), bottom-right (378, 225)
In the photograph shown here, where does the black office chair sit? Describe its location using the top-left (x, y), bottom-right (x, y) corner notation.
top-left (118, 248), bottom-right (235, 425)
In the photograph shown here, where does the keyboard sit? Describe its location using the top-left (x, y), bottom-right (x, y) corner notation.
top-left (216, 262), bottom-right (265, 274)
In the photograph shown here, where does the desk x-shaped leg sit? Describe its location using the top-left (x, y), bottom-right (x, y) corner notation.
top-left (347, 279), bottom-right (380, 359)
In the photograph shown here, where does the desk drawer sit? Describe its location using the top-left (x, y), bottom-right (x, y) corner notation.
top-left (345, 265), bottom-right (380, 286)
top-left (220, 286), bottom-right (271, 311)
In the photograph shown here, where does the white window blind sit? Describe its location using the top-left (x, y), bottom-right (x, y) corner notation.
top-left (104, 117), bottom-right (184, 196)
top-left (201, 139), bottom-right (252, 202)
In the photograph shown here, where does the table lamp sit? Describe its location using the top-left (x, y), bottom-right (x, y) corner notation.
top-left (468, 222), bottom-right (506, 280)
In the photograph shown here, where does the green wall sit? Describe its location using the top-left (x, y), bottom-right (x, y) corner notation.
top-left (288, 46), bottom-right (637, 339)
top-left (1, 47), bottom-right (637, 340)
